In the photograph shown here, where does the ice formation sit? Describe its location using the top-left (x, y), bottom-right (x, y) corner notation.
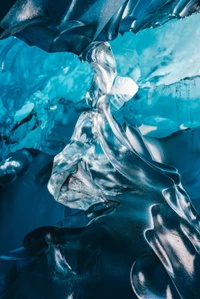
top-left (0, 1), bottom-right (200, 298)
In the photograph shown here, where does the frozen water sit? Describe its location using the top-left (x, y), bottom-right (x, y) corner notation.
top-left (0, 1), bottom-right (200, 299)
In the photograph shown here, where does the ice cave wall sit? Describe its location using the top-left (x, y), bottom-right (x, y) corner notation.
top-left (1, 12), bottom-right (200, 157)
top-left (0, 1), bottom-right (200, 299)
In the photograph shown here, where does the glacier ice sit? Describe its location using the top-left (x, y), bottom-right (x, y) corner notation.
top-left (0, 1), bottom-right (200, 299)
top-left (0, 0), bottom-right (199, 54)
top-left (0, 36), bottom-right (92, 158)
top-left (111, 13), bottom-right (200, 137)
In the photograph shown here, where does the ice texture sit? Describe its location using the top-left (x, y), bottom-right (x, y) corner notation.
top-left (111, 13), bottom-right (200, 137)
top-left (0, 0), bottom-right (200, 54)
top-left (0, 1), bottom-right (200, 299)
top-left (0, 36), bottom-right (92, 158)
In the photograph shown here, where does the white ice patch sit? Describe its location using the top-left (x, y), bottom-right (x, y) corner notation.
top-left (14, 102), bottom-right (34, 123)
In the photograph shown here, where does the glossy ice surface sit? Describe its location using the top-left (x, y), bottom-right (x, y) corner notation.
top-left (0, 1), bottom-right (200, 298)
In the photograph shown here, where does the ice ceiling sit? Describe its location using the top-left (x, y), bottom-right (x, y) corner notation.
top-left (1, 0), bottom-right (200, 298)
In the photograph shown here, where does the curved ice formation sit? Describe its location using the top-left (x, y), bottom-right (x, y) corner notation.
top-left (1, 1), bottom-right (200, 299)
top-left (0, 0), bottom-right (200, 55)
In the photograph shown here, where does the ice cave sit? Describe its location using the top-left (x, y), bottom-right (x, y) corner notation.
top-left (0, 0), bottom-right (200, 298)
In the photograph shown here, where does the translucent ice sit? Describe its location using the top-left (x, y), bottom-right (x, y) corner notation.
top-left (112, 13), bottom-right (200, 137)
top-left (0, 37), bottom-right (92, 158)
top-left (1, 0), bottom-right (199, 54)
top-left (0, 1), bottom-right (200, 299)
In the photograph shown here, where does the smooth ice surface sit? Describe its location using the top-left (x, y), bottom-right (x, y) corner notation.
top-left (0, 0), bottom-right (199, 54)
top-left (0, 1), bottom-right (200, 299)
